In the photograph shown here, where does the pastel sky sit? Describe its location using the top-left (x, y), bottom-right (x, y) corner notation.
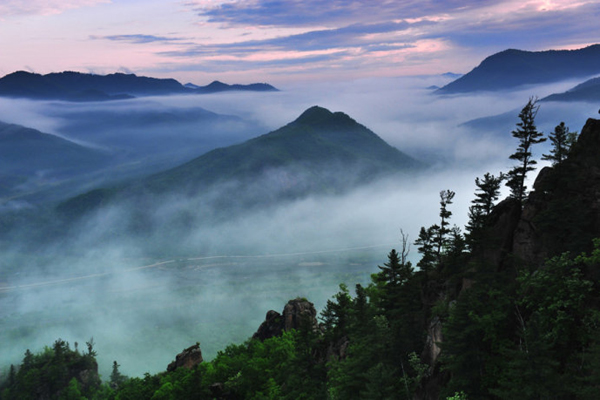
top-left (1, 0), bottom-right (599, 85)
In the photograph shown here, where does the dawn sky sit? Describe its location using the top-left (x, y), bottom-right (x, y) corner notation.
top-left (1, 0), bottom-right (599, 85)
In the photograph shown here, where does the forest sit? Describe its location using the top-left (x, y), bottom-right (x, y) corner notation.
top-left (2, 100), bottom-right (600, 399)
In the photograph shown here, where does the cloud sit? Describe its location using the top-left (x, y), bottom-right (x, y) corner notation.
top-left (2, 75), bottom-right (598, 378)
top-left (189, 0), bottom-right (496, 28)
top-left (0, 0), bottom-right (109, 17)
top-left (98, 34), bottom-right (187, 45)
top-left (140, 0), bottom-right (600, 82)
top-left (151, 20), bottom-right (433, 76)
top-left (431, 1), bottom-right (600, 51)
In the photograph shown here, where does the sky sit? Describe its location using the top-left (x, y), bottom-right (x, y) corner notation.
top-left (1, 0), bottom-right (599, 85)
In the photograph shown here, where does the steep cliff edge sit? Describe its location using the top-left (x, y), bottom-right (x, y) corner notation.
top-left (513, 118), bottom-right (600, 265)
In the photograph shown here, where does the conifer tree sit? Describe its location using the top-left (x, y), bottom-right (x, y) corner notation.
top-left (436, 190), bottom-right (455, 264)
top-left (542, 122), bottom-right (577, 165)
top-left (110, 360), bottom-right (127, 388)
top-left (376, 231), bottom-right (412, 287)
top-left (415, 226), bottom-right (436, 272)
top-left (415, 190), bottom-right (455, 272)
top-left (506, 98), bottom-right (546, 203)
top-left (466, 173), bottom-right (504, 247)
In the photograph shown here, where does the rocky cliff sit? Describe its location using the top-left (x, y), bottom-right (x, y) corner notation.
top-left (489, 118), bottom-right (600, 268)
top-left (417, 118), bottom-right (600, 399)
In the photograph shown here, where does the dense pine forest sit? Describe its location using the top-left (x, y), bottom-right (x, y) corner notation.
top-left (2, 102), bottom-right (600, 399)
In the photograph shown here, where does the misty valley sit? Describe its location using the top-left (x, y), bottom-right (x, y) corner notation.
top-left (2, 45), bottom-right (600, 399)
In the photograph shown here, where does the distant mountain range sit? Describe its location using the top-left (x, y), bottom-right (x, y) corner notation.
top-left (0, 71), bottom-right (278, 101)
top-left (58, 106), bottom-right (422, 218)
top-left (437, 44), bottom-right (600, 94)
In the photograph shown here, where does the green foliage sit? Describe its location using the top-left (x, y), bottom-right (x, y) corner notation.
top-left (5, 138), bottom-right (600, 400)
top-left (442, 243), bottom-right (600, 399)
top-left (110, 361), bottom-right (127, 389)
top-left (415, 226), bottom-right (436, 272)
top-left (415, 190), bottom-right (458, 274)
top-left (1, 339), bottom-right (100, 400)
top-left (446, 392), bottom-right (468, 400)
top-left (60, 378), bottom-right (86, 400)
top-left (441, 280), bottom-right (515, 398)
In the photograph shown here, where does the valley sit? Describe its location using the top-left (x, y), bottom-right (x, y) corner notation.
top-left (1, 42), bottom-right (600, 398)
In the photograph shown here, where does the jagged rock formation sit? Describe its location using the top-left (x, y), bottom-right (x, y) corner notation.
top-left (167, 343), bottom-right (203, 372)
top-left (253, 298), bottom-right (319, 341)
top-left (491, 118), bottom-right (600, 267)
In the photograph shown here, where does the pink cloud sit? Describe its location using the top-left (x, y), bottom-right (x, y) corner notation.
top-left (0, 0), bottom-right (110, 17)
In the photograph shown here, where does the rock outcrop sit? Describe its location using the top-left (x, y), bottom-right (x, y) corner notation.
top-left (417, 118), bottom-right (600, 400)
top-left (513, 118), bottom-right (600, 265)
top-left (468, 118), bottom-right (600, 270)
top-left (253, 298), bottom-right (319, 341)
top-left (167, 343), bottom-right (203, 372)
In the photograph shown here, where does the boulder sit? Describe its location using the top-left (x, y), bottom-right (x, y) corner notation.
top-left (252, 298), bottom-right (319, 341)
top-left (167, 343), bottom-right (203, 372)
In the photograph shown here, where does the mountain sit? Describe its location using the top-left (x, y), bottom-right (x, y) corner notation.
top-left (437, 44), bottom-right (600, 94)
top-left (57, 106), bottom-right (421, 218)
top-left (138, 105), bottom-right (421, 194)
top-left (10, 118), bottom-right (600, 400)
top-left (0, 71), bottom-right (278, 101)
top-left (0, 121), bottom-right (110, 202)
top-left (185, 80), bottom-right (278, 93)
top-left (542, 76), bottom-right (600, 102)
top-left (0, 121), bottom-right (108, 176)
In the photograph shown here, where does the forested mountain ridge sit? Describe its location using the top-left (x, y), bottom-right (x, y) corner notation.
top-left (56, 106), bottom-right (421, 220)
top-left (437, 44), bottom-right (600, 93)
top-left (3, 116), bottom-right (600, 399)
top-left (0, 71), bottom-right (278, 101)
top-left (140, 105), bottom-right (421, 192)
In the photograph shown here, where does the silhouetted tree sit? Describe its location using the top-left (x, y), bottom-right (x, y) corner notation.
top-left (466, 172), bottom-right (504, 248)
top-left (506, 98), bottom-right (546, 203)
top-left (542, 122), bottom-right (577, 165)
top-left (110, 361), bottom-right (127, 389)
top-left (436, 190), bottom-right (455, 265)
top-left (415, 226), bottom-right (436, 273)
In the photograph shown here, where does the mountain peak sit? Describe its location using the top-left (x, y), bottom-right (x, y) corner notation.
top-left (294, 105), bottom-right (333, 122)
top-left (437, 44), bottom-right (600, 94)
top-left (293, 106), bottom-right (356, 129)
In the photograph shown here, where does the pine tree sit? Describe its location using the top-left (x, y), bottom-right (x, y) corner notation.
top-left (466, 173), bottom-right (504, 248)
top-left (542, 122), bottom-right (577, 165)
top-left (376, 232), bottom-right (412, 287)
top-left (506, 98), bottom-right (546, 203)
top-left (415, 226), bottom-right (436, 272)
top-left (436, 190), bottom-right (455, 265)
top-left (110, 360), bottom-right (127, 389)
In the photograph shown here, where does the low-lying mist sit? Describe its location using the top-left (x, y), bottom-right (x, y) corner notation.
top-left (1, 75), bottom-right (596, 378)
top-left (0, 163), bottom-right (522, 378)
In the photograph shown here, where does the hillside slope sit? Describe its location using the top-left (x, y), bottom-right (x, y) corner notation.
top-left (437, 44), bottom-right (600, 94)
top-left (142, 105), bottom-right (420, 193)
top-left (56, 106), bottom-right (422, 222)
top-left (542, 76), bottom-right (600, 102)
top-left (0, 121), bottom-right (109, 199)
